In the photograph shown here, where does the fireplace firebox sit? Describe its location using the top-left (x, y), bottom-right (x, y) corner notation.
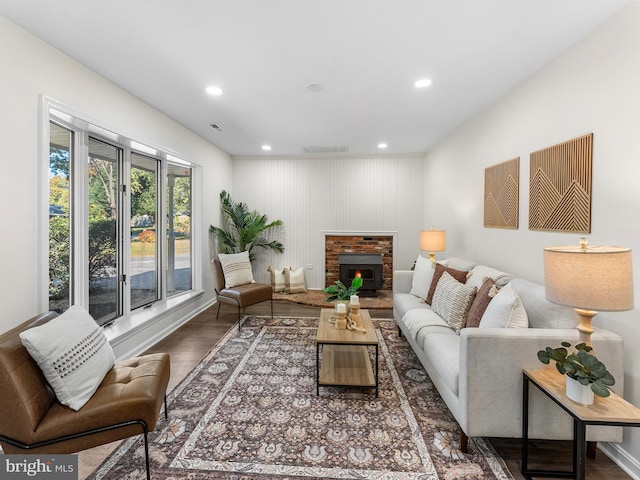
top-left (338, 253), bottom-right (383, 297)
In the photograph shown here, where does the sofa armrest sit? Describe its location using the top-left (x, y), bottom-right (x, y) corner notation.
top-left (393, 270), bottom-right (414, 295)
top-left (458, 327), bottom-right (624, 439)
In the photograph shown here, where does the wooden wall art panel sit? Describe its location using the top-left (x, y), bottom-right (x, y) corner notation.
top-left (484, 157), bottom-right (519, 229)
top-left (529, 133), bottom-right (593, 233)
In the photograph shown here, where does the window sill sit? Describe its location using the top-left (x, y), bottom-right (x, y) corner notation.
top-left (103, 290), bottom-right (205, 357)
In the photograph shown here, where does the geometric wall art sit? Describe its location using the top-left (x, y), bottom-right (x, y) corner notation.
top-left (529, 133), bottom-right (593, 233)
top-left (484, 157), bottom-right (519, 229)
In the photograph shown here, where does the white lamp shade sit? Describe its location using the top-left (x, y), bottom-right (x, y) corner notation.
top-left (544, 244), bottom-right (634, 312)
top-left (420, 229), bottom-right (446, 252)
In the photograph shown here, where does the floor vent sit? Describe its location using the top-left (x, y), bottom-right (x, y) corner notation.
top-left (303, 145), bottom-right (348, 154)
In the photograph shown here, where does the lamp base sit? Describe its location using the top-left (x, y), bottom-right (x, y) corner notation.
top-left (428, 252), bottom-right (436, 263)
top-left (574, 308), bottom-right (597, 347)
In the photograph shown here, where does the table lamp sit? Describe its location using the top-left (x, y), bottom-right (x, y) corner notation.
top-left (543, 238), bottom-right (633, 346)
top-left (420, 227), bottom-right (446, 263)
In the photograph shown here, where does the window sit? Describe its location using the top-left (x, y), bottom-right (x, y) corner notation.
top-left (88, 137), bottom-right (121, 323)
top-left (45, 106), bottom-right (196, 325)
top-left (48, 122), bottom-right (73, 313)
top-left (130, 152), bottom-right (160, 309)
top-left (167, 164), bottom-right (192, 296)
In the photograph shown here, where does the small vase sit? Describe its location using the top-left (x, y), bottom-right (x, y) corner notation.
top-left (565, 375), bottom-right (594, 405)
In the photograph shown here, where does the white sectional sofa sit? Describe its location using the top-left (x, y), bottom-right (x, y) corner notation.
top-left (393, 256), bottom-right (624, 446)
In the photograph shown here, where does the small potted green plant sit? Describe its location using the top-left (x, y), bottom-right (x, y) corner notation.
top-left (537, 342), bottom-right (615, 404)
top-left (323, 276), bottom-right (363, 309)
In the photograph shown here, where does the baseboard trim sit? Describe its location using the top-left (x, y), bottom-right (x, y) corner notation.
top-left (599, 440), bottom-right (640, 479)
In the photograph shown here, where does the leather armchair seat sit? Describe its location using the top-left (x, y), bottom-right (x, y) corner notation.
top-left (0, 312), bottom-right (170, 479)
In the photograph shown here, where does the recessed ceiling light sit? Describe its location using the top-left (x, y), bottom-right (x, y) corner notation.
top-left (414, 78), bottom-right (432, 88)
top-left (307, 84), bottom-right (323, 93)
top-left (262, 144), bottom-right (272, 151)
top-left (378, 143), bottom-right (388, 149)
top-left (206, 85), bottom-right (223, 96)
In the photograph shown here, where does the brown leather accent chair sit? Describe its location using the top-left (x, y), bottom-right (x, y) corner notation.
top-left (212, 257), bottom-right (273, 327)
top-left (0, 312), bottom-right (170, 480)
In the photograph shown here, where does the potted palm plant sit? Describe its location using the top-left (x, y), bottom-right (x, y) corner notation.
top-left (537, 342), bottom-right (615, 404)
top-left (209, 190), bottom-right (284, 261)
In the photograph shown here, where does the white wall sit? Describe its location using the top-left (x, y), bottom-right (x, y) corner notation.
top-left (423, 2), bottom-right (640, 473)
top-left (0, 15), bottom-right (233, 333)
top-left (231, 155), bottom-right (425, 287)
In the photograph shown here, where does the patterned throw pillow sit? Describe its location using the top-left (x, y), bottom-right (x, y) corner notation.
top-left (19, 306), bottom-right (115, 411)
top-left (284, 267), bottom-right (306, 293)
top-left (466, 277), bottom-right (496, 328)
top-left (431, 272), bottom-right (478, 334)
top-left (426, 262), bottom-right (469, 305)
top-left (218, 251), bottom-right (255, 288)
top-left (267, 266), bottom-right (286, 293)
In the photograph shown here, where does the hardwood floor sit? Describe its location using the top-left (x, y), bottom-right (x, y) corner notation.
top-left (78, 301), bottom-right (630, 479)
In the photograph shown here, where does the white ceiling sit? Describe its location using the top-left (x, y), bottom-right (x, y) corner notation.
top-left (0, 0), bottom-right (629, 157)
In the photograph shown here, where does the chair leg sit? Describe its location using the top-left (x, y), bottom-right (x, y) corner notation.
top-left (270, 298), bottom-right (274, 319)
top-left (237, 306), bottom-right (242, 330)
top-left (164, 394), bottom-right (168, 420)
top-left (143, 427), bottom-right (150, 480)
top-left (216, 301), bottom-right (222, 319)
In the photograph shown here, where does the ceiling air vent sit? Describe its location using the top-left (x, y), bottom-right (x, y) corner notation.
top-left (302, 145), bottom-right (349, 154)
top-left (209, 123), bottom-right (224, 133)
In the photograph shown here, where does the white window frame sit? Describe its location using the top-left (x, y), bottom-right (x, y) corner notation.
top-left (39, 96), bottom-right (203, 327)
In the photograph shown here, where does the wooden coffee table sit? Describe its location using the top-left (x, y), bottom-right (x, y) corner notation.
top-left (316, 308), bottom-right (379, 396)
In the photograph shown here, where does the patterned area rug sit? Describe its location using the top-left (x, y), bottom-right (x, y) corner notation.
top-left (89, 316), bottom-right (514, 479)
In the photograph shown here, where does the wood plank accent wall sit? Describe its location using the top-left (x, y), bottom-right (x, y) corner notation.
top-left (324, 235), bottom-right (393, 289)
top-left (231, 155), bottom-right (424, 288)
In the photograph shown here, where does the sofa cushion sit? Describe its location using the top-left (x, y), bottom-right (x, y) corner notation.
top-left (480, 283), bottom-right (528, 328)
top-left (509, 277), bottom-right (578, 329)
top-left (19, 306), bottom-right (115, 411)
top-left (466, 277), bottom-right (496, 328)
top-left (466, 264), bottom-right (513, 289)
top-left (284, 267), bottom-right (306, 293)
top-left (267, 266), bottom-right (286, 293)
top-left (409, 254), bottom-right (437, 298)
top-left (426, 263), bottom-right (469, 304)
top-left (218, 251), bottom-right (255, 288)
top-left (401, 307), bottom-right (449, 341)
top-left (446, 257), bottom-right (478, 271)
top-left (422, 333), bottom-right (461, 395)
top-left (394, 292), bottom-right (430, 323)
top-left (431, 272), bottom-right (477, 334)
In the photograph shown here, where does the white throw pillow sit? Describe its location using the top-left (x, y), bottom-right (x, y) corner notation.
top-left (466, 264), bottom-right (513, 290)
top-left (431, 271), bottom-right (478, 334)
top-left (267, 266), bottom-right (286, 293)
top-left (479, 283), bottom-right (529, 329)
top-left (284, 267), bottom-right (306, 293)
top-left (19, 306), bottom-right (115, 411)
top-left (409, 255), bottom-right (435, 298)
top-left (218, 251), bottom-right (255, 288)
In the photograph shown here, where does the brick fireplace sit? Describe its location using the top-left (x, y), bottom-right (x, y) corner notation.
top-left (325, 235), bottom-right (393, 292)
